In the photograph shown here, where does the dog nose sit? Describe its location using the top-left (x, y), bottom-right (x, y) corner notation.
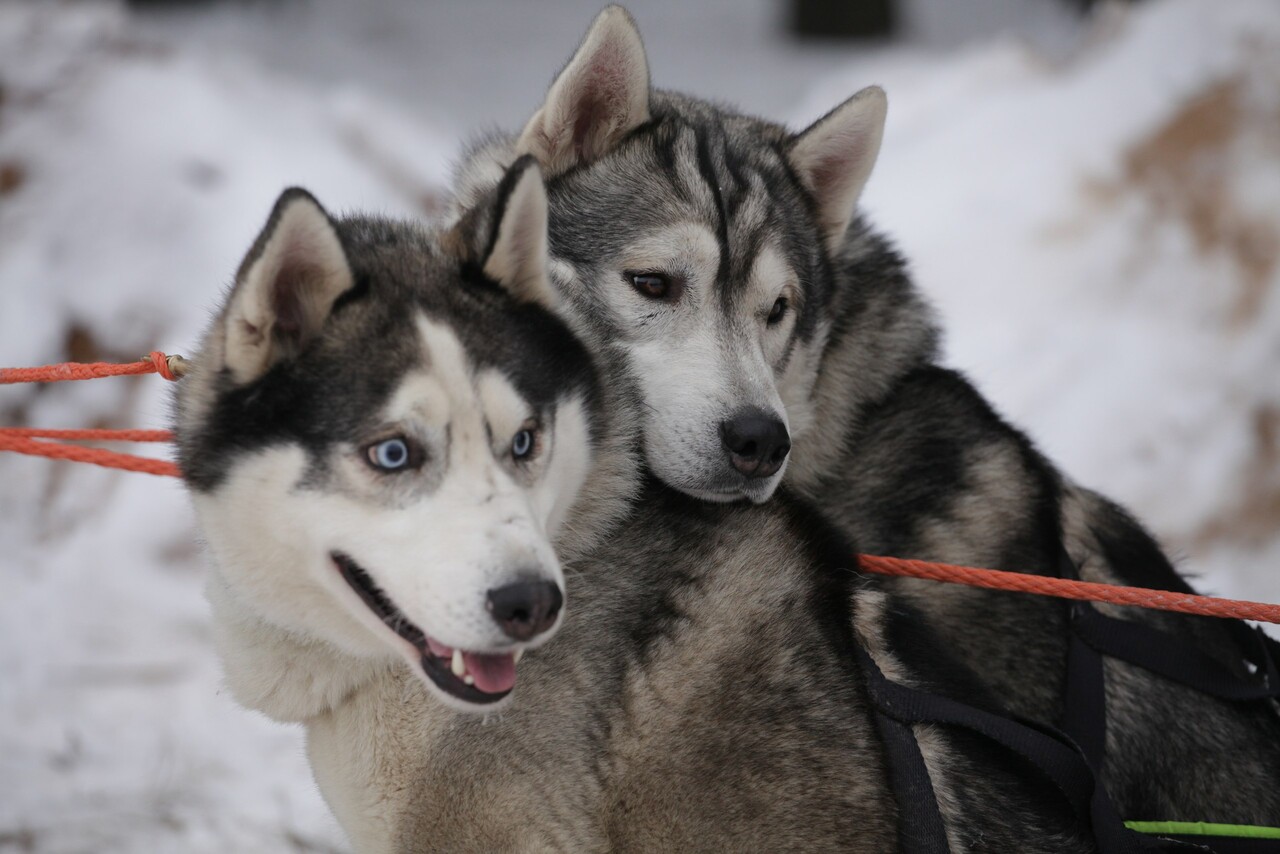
top-left (720, 409), bottom-right (791, 479)
top-left (486, 580), bottom-right (564, 641)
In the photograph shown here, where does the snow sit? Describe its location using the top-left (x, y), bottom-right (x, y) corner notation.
top-left (1, 0), bottom-right (1277, 850)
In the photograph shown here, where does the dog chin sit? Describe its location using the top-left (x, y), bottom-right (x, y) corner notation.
top-left (678, 477), bottom-right (781, 505)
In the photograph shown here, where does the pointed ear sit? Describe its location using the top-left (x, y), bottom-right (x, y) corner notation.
top-left (788, 86), bottom-right (887, 253)
top-left (481, 156), bottom-right (555, 309)
top-left (515, 5), bottom-right (650, 174)
top-left (222, 188), bottom-right (354, 383)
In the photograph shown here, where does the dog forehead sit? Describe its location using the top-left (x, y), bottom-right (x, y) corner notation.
top-left (383, 369), bottom-right (452, 428)
top-left (744, 243), bottom-right (796, 302)
top-left (477, 368), bottom-right (532, 435)
top-left (410, 312), bottom-right (481, 413)
top-left (404, 312), bottom-right (541, 427)
top-left (618, 221), bottom-right (720, 271)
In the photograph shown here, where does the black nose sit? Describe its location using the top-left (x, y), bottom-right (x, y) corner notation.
top-left (486, 580), bottom-right (564, 641)
top-left (720, 409), bottom-right (791, 480)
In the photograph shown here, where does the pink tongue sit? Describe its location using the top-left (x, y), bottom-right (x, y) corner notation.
top-left (462, 651), bottom-right (517, 694)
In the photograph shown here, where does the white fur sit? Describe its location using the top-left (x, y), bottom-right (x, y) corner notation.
top-left (516, 5), bottom-right (650, 174)
top-left (789, 86), bottom-right (888, 253)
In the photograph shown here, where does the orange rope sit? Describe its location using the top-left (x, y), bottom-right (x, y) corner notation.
top-left (0, 433), bottom-right (180, 477)
top-left (0, 351), bottom-right (178, 384)
top-left (3, 355), bottom-right (1279, 625)
top-left (1, 352), bottom-right (183, 477)
top-left (1, 427), bottom-right (173, 442)
top-left (860, 555), bottom-right (1280, 625)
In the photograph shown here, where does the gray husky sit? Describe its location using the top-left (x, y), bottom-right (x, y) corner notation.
top-left (453, 5), bottom-right (1280, 834)
top-left (176, 160), bottom-right (1123, 852)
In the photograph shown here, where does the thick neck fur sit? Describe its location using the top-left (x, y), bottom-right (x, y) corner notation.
top-left (785, 219), bottom-right (941, 495)
top-left (551, 361), bottom-right (644, 565)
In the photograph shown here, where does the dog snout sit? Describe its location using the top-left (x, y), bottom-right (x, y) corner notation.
top-left (720, 409), bottom-right (791, 480)
top-left (486, 579), bottom-right (564, 641)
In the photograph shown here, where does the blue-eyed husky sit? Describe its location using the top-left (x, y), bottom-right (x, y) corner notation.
top-left (452, 5), bottom-right (1280, 836)
top-left (175, 161), bottom-right (604, 714)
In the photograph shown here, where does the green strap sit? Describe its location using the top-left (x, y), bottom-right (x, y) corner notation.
top-left (1126, 821), bottom-right (1280, 840)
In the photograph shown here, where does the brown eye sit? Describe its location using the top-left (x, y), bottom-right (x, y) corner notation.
top-left (628, 271), bottom-right (685, 301)
top-left (767, 297), bottom-right (789, 325)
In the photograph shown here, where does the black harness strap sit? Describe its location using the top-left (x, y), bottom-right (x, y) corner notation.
top-left (1064, 600), bottom-right (1110, 768)
top-left (868, 698), bottom-right (951, 853)
top-left (1058, 550), bottom-right (1280, 777)
top-left (1072, 607), bottom-right (1280, 701)
top-left (859, 646), bottom-right (1192, 853)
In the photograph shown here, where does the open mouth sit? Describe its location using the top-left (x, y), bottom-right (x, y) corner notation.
top-left (331, 551), bottom-right (518, 705)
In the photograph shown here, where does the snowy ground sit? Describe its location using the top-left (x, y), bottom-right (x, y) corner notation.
top-left (1, 1), bottom-right (1277, 850)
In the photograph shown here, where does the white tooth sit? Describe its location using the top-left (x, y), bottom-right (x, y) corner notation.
top-left (463, 674), bottom-right (474, 686)
top-left (513, 649), bottom-right (523, 664)
top-left (451, 649), bottom-right (466, 677)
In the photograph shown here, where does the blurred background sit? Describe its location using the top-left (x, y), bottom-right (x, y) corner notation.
top-left (1, 0), bottom-right (1277, 849)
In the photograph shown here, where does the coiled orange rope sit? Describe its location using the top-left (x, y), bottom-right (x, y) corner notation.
top-left (2, 354), bottom-right (1279, 626)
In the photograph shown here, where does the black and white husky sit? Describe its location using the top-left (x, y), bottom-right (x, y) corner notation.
top-left (175, 162), bottom-right (606, 714)
top-left (176, 160), bottom-right (1135, 851)
top-left (452, 5), bottom-right (1280, 832)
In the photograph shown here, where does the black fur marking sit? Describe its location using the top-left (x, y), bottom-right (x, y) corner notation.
top-left (692, 125), bottom-right (732, 290)
top-left (481, 153), bottom-right (542, 268)
top-left (178, 215), bottom-right (599, 494)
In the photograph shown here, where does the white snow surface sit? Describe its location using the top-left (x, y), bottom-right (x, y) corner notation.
top-left (0, 0), bottom-right (1277, 850)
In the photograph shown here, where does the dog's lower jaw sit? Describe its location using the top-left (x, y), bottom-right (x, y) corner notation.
top-left (677, 476), bottom-right (782, 506)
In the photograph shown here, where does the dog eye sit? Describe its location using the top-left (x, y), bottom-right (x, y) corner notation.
top-left (511, 428), bottom-right (536, 461)
top-left (366, 437), bottom-right (419, 472)
top-left (628, 272), bottom-right (683, 302)
top-left (767, 297), bottom-right (789, 325)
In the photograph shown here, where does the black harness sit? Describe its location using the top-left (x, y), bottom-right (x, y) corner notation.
top-left (861, 552), bottom-right (1280, 853)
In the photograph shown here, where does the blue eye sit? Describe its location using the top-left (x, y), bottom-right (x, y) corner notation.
top-left (512, 428), bottom-right (535, 460)
top-left (368, 437), bottom-right (412, 471)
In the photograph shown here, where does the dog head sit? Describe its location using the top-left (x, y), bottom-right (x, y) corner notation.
top-left (456, 6), bottom-right (885, 504)
top-left (178, 158), bottom-right (597, 712)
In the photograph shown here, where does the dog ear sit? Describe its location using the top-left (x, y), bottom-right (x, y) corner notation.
top-left (222, 188), bottom-right (354, 383)
top-left (516, 5), bottom-right (650, 175)
top-left (788, 86), bottom-right (887, 253)
top-left (481, 156), bottom-right (555, 309)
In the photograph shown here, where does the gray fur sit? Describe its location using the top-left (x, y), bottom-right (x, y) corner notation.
top-left (452, 6), bottom-right (1280, 836)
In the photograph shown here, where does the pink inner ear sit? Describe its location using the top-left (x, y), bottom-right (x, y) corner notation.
top-left (271, 263), bottom-right (318, 341)
top-left (572, 97), bottom-right (607, 161)
top-left (810, 133), bottom-right (868, 195)
top-left (569, 51), bottom-right (635, 160)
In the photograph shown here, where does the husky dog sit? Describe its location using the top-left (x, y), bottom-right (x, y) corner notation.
top-left (452, 6), bottom-right (1280, 829)
top-left (174, 162), bottom-right (608, 715)
top-left (176, 161), bottom-right (1121, 852)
